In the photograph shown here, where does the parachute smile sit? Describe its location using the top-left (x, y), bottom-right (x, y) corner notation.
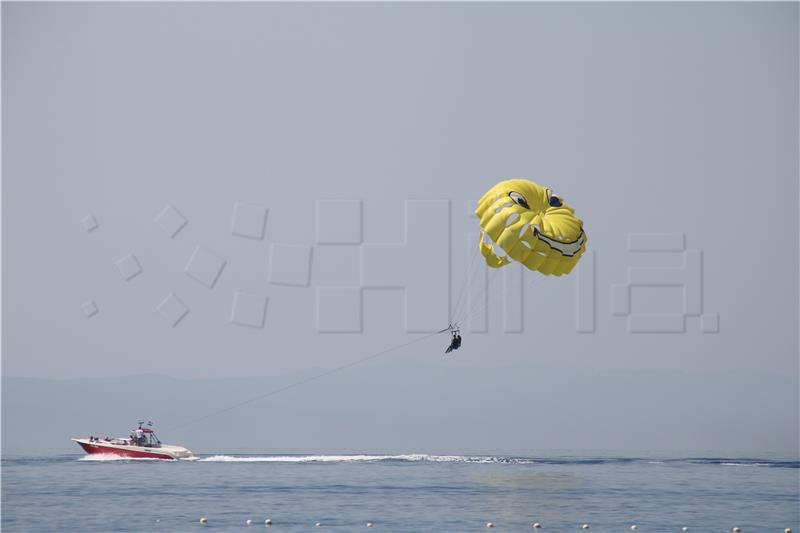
top-left (537, 230), bottom-right (586, 257)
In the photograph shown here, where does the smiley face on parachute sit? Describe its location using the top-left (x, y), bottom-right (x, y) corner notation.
top-left (475, 178), bottom-right (587, 276)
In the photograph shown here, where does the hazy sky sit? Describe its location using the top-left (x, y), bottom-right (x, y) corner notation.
top-left (2, 2), bottom-right (798, 454)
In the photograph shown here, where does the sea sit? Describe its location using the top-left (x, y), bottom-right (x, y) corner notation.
top-left (2, 453), bottom-right (798, 532)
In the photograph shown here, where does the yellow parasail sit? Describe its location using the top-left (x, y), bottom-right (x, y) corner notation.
top-left (475, 178), bottom-right (587, 276)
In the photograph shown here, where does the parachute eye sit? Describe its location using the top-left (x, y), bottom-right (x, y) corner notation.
top-left (548, 195), bottom-right (562, 207)
top-left (508, 192), bottom-right (529, 209)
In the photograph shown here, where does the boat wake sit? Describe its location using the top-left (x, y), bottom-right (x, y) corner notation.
top-left (197, 454), bottom-right (525, 463)
top-left (75, 453), bottom-right (799, 468)
top-left (194, 455), bottom-right (799, 467)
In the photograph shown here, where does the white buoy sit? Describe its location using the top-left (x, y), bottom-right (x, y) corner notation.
top-left (631, 526), bottom-right (638, 531)
top-left (732, 528), bottom-right (741, 533)
top-left (199, 517), bottom-right (208, 524)
top-left (245, 519), bottom-right (252, 525)
top-left (487, 523), bottom-right (494, 528)
top-left (316, 522), bottom-right (321, 527)
top-left (582, 525), bottom-right (590, 530)
top-left (682, 528), bottom-right (688, 532)
top-left (784, 529), bottom-right (792, 533)
top-left (533, 523), bottom-right (542, 529)
top-left (367, 523), bottom-right (373, 528)
top-left (264, 518), bottom-right (272, 525)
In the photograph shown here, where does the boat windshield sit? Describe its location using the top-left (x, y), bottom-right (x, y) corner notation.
top-left (130, 428), bottom-right (162, 447)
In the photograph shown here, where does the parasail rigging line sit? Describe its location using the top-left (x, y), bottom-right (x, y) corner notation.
top-left (449, 237), bottom-right (482, 326)
top-left (453, 264), bottom-right (503, 327)
top-left (171, 330), bottom-right (446, 431)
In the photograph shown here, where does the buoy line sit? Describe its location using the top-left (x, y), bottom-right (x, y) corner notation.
top-left (192, 517), bottom-right (795, 530)
top-left (173, 330), bottom-right (445, 430)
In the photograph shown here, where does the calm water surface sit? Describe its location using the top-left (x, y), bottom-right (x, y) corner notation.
top-left (2, 453), bottom-right (798, 532)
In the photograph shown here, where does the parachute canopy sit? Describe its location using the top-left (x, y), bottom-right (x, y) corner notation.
top-left (475, 179), bottom-right (586, 276)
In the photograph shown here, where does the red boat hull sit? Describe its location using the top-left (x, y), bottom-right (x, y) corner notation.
top-left (77, 441), bottom-right (175, 460)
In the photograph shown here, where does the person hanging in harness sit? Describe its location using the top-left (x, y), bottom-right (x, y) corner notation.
top-left (445, 328), bottom-right (462, 354)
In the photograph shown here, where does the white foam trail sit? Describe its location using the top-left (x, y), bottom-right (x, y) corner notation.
top-left (197, 454), bottom-right (530, 464)
top-left (199, 454), bottom-right (386, 463)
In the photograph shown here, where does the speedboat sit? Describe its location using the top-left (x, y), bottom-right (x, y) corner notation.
top-left (72, 421), bottom-right (193, 460)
